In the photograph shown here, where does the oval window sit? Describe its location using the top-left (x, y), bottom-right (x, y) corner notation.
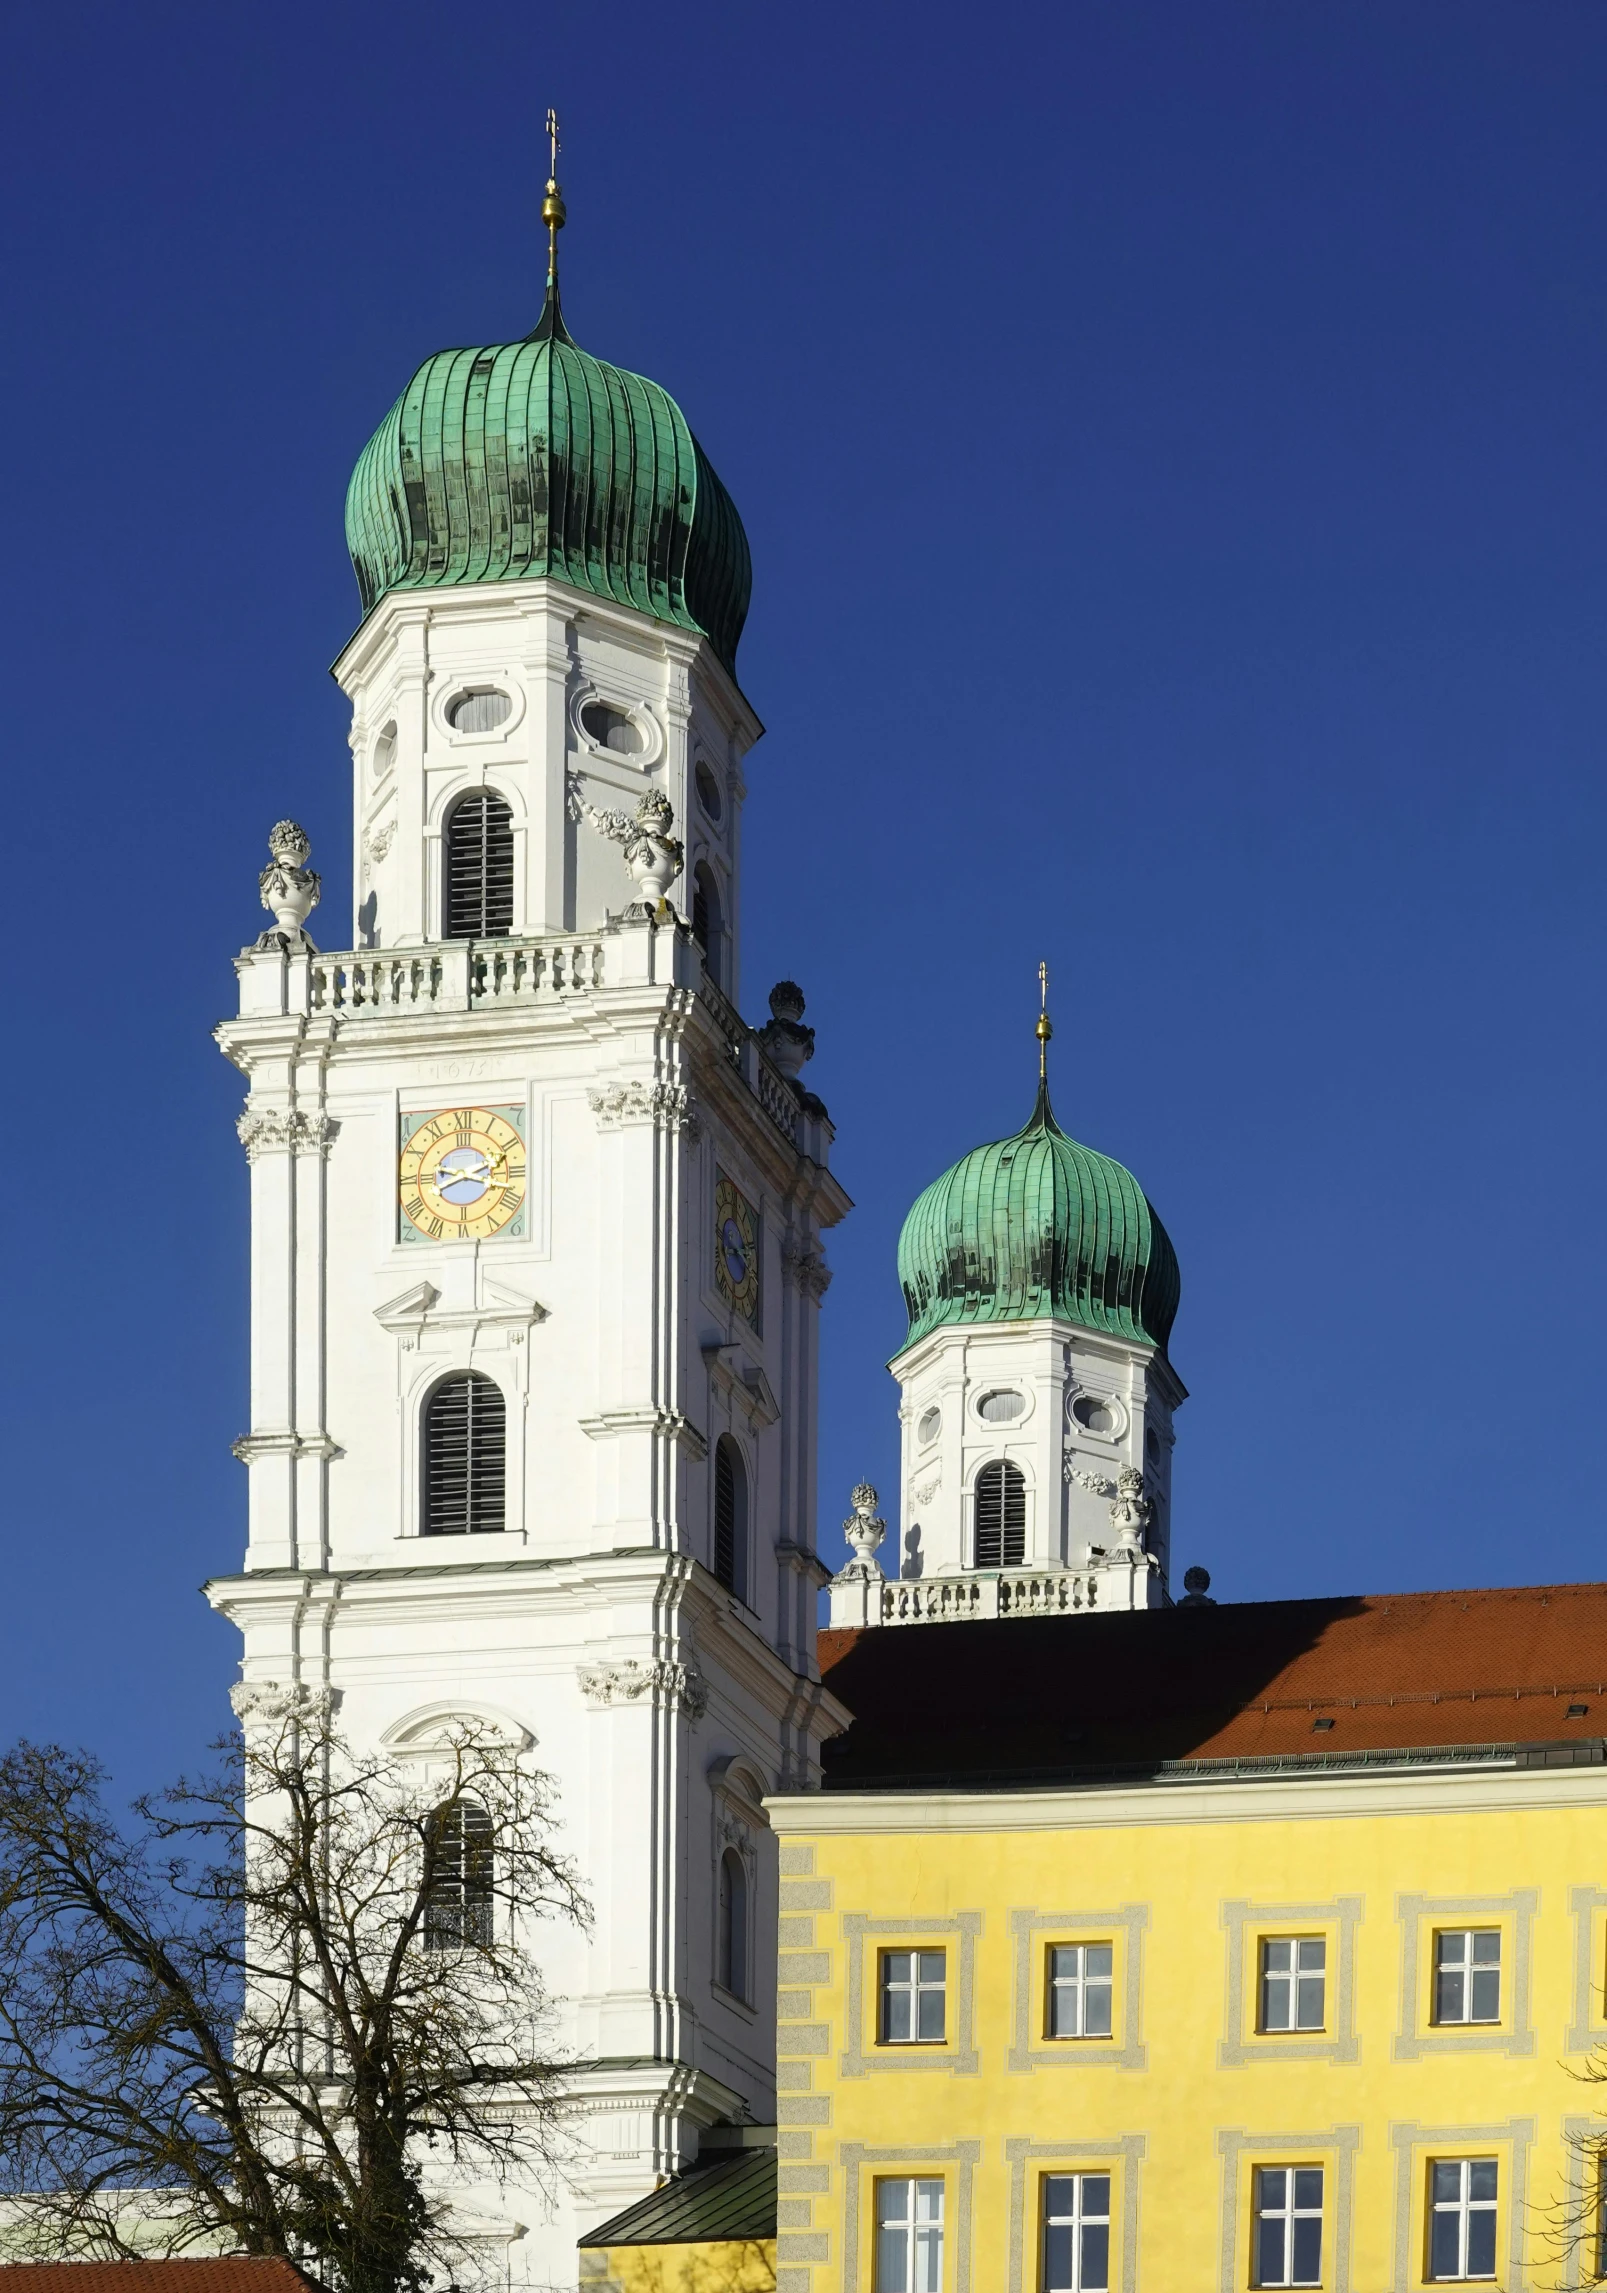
top-left (372, 724), bottom-right (396, 777)
top-left (1145, 1425), bottom-right (1160, 1460)
top-left (917, 1406), bottom-right (941, 1446)
top-left (1072, 1394), bottom-right (1115, 1435)
top-left (695, 759), bottom-right (724, 821)
top-left (447, 689), bottom-right (512, 734)
top-left (580, 700), bottom-right (643, 755)
top-left (977, 1390), bottom-right (1024, 1423)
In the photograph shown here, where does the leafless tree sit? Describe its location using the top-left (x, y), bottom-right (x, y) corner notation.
top-left (0, 1689), bottom-right (589, 2293)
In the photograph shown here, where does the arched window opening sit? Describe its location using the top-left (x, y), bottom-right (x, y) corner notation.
top-left (713, 1435), bottom-right (748, 1602)
top-left (973, 1459), bottom-right (1026, 1570)
top-left (444, 791), bottom-right (514, 939)
top-left (424, 1796), bottom-right (494, 1950)
top-left (692, 862), bottom-right (723, 989)
top-left (423, 1372), bottom-right (506, 1537)
top-left (718, 1846), bottom-right (749, 2000)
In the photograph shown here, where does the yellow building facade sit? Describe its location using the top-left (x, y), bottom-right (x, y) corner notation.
top-left (766, 1727), bottom-right (1607, 2293)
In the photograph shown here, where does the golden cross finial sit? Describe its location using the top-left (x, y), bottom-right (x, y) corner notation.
top-left (1036, 959), bottom-right (1053, 1083)
top-left (541, 108), bottom-right (567, 297)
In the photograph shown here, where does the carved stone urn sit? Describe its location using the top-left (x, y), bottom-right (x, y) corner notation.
top-left (257, 820), bottom-right (322, 944)
top-left (841, 1483), bottom-right (887, 1578)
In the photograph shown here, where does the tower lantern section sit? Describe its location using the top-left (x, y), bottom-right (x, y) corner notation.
top-left (831, 1080), bottom-right (1183, 1625)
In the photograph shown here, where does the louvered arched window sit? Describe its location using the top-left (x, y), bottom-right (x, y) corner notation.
top-left (713, 1435), bottom-right (748, 1601)
top-left (444, 791), bottom-right (514, 939)
top-left (718, 1846), bottom-right (749, 2000)
top-left (973, 1459), bottom-right (1026, 1569)
top-left (423, 1372), bottom-right (505, 1536)
top-left (424, 1796), bottom-right (494, 1950)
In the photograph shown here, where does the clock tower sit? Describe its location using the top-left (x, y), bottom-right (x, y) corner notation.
top-left (208, 196), bottom-right (849, 2284)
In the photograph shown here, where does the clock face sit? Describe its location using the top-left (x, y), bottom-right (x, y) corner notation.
top-left (398, 1105), bottom-right (527, 1243)
top-left (713, 1170), bottom-right (760, 1327)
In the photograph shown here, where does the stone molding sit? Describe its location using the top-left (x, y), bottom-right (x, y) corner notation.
top-left (839, 2140), bottom-right (981, 2293)
top-left (1566, 1885), bottom-right (1607, 2055)
top-left (781, 1237), bottom-right (833, 1299)
top-left (1220, 1895), bottom-right (1363, 2067)
top-left (1393, 1889), bottom-right (1537, 2059)
top-left (237, 1106), bottom-right (341, 1160)
top-left (1008, 1903), bottom-right (1149, 2072)
top-left (586, 1079), bottom-right (699, 1136)
top-left (1387, 2117), bottom-right (1534, 2292)
top-left (230, 1679), bottom-right (341, 1727)
top-left (1216, 2124), bottom-right (1360, 2293)
top-left (577, 1657), bottom-right (709, 1720)
top-left (1005, 2133), bottom-right (1145, 2293)
top-left (839, 1910), bottom-right (982, 2078)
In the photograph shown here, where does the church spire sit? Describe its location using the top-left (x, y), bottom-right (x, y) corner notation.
top-left (532, 106), bottom-right (572, 344)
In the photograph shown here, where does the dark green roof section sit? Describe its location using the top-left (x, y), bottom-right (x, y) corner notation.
top-left (580, 2146), bottom-right (777, 2248)
top-left (896, 1082), bottom-right (1180, 1353)
top-left (344, 287), bottom-right (751, 674)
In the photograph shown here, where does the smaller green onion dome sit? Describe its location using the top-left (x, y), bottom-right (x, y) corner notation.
top-left (344, 286), bottom-right (751, 674)
top-left (896, 1083), bottom-right (1180, 1353)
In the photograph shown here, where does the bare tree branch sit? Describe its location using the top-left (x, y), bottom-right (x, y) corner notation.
top-left (0, 1699), bottom-right (590, 2293)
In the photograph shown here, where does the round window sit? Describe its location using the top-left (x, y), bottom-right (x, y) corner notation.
top-left (1071, 1394), bottom-right (1115, 1435)
top-left (446, 688), bottom-right (512, 734)
top-left (977, 1390), bottom-right (1024, 1424)
top-left (695, 760), bottom-right (724, 821)
top-left (580, 699), bottom-right (643, 755)
top-left (916, 1406), bottom-right (941, 1446)
top-left (372, 724), bottom-right (396, 777)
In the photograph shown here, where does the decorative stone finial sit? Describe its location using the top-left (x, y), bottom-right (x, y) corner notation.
top-left (569, 780), bottom-right (685, 915)
top-left (840, 1483), bottom-right (886, 1579)
top-left (759, 981), bottom-right (816, 1080)
top-left (1180, 1566), bottom-right (1216, 1608)
top-left (1107, 1467), bottom-right (1153, 1551)
top-left (255, 821), bottom-right (321, 950)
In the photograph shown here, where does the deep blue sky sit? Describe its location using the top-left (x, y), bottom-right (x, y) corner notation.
top-left (5, 0), bottom-right (1607, 1791)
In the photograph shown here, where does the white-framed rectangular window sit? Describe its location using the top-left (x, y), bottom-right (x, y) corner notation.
top-left (1428, 2157), bottom-right (1498, 2280)
top-left (875, 2175), bottom-right (944, 2292)
top-left (1434, 1930), bottom-right (1501, 2025)
top-left (1254, 2165), bottom-right (1323, 2287)
top-left (1048, 1943), bottom-right (1114, 2039)
top-left (1260, 1936), bottom-right (1326, 2032)
top-left (1042, 2171), bottom-right (1111, 2291)
top-left (881, 1949), bottom-right (947, 2044)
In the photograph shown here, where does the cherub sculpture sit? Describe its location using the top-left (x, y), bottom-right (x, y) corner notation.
top-left (570, 782), bottom-right (685, 913)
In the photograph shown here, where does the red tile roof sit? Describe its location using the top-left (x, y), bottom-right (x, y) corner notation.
top-left (0, 2265), bottom-right (320, 2293)
top-left (817, 1582), bottom-right (1607, 1789)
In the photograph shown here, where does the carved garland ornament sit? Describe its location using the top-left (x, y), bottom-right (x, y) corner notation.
top-left (230, 1680), bottom-right (342, 1727)
top-left (576, 1658), bottom-right (709, 1719)
top-left (780, 1237), bottom-right (833, 1299)
top-left (237, 1108), bottom-right (342, 1161)
top-left (586, 1080), bottom-right (698, 1136)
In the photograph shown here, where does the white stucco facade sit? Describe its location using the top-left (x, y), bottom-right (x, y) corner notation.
top-left (209, 579), bottom-right (850, 2286)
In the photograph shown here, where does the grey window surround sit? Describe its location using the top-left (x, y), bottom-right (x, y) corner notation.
top-left (1220, 1899), bottom-right (1362, 2067)
top-left (1567, 1888), bottom-right (1607, 2055)
top-left (1005, 2134), bottom-right (1145, 2293)
top-left (1387, 2119), bottom-right (1534, 2293)
top-left (840, 2141), bottom-right (980, 2293)
top-left (1558, 2113), bottom-right (1598, 2292)
top-left (841, 1912), bottom-right (982, 2078)
top-left (1009, 1906), bottom-right (1149, 2072)
top-left (1216, 2127), bottom-right (1360, 2293)
top-left (1393, 1893), bottom-right (1537, 2061)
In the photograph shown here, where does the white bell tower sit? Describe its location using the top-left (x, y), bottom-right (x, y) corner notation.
top-left (208, 212), bottom-right (850, 2286)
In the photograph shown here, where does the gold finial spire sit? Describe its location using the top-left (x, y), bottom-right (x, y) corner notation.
top-left (541, 108), bottom-right (567, 297)
top-left (1036, 959), bottom-right (1053, 1083)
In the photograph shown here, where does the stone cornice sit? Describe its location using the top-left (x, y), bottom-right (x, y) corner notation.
top-left (765, 1759), bottom-right (1607, 1833)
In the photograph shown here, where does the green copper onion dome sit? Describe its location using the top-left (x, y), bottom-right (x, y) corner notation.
top-left (343, 283), bottom-right (752, 673)
top-left (896, 1082), bottom-right (1181, 1354)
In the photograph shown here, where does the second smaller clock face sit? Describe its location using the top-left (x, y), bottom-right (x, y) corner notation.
top-left (714, 1170), bottom-right (761, 1326)
top-left (399, 1106), bottom-right (526, 1242)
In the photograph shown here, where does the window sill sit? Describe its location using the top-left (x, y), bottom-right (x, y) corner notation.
top-left (712, 1979), bottom-right (756, 2019)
